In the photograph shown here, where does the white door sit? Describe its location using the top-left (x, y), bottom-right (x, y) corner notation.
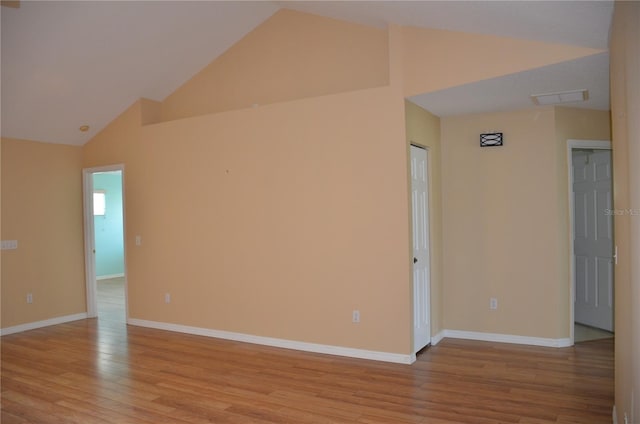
top-left (411, 145), bottom-right (431, 352)
top-left (573, 149), bottom-right (614, 331)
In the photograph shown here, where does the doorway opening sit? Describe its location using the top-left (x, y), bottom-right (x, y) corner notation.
top-left (567, 140), bottom-right (614, 344)
top-left (83, 165), bottom-right (127, 323)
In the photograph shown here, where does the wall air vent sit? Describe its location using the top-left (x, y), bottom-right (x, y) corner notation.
top-left (480, 132), bottom-right (503, 147)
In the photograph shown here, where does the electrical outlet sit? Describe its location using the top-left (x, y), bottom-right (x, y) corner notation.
top-left (490, 298), bottom-right (498, 310)
top-left (352, 310), bottom-right (360, 323)
top-left (26, 293), bottom-right (33, 304)
top-left (164, 293), bottom-right (171, 304)
top-left (135, 236), bottom-right (142, 246)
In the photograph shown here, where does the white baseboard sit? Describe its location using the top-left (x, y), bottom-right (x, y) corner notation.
top-left (0, 312), bottom-right (88, 336)
top-left (97, 273), bottom-right (125, 280)
top-left (431, 331), bottom-right (445, 346)
top-left (127, 318), bottom-right (415, 364)
top-left (441, 329), bottom-right (572, 348)
top-left (0, 315), bottom-right (570, 358)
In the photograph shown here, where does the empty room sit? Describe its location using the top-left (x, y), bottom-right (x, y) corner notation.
top-left (1, 1), bottom-right (638, 423)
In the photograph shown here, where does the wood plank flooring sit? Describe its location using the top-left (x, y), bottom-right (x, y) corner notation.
top-left (1, 315), bottom-right (614, 423)
top-left (96, 277), bottom-right (126, 323)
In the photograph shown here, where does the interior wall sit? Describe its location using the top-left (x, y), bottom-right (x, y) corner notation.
top-left (404, 100), bottom-right (443, 337)
top-left (93, 172), bottom-right (124, 278)
top-left (160, 9), bottom-right (390, 122)
top-left (1, 134), bottom-right (2, 325)
top-left (1, 138), bottom-right (85, 328)
top-left (439, 107), bottom-right (610, 340)
top-left (610, 1), bottom-right (640, 421)
top-left (554, 107), bottom-right (611, 142)
top-left (75, 8), bottom-right (622, 359)
top-left (401, 26), bottom-right (605, 97)
top-left (84, 86), bottom-right (412, 354)
top-left (441, 108), bottom-right (565, 338)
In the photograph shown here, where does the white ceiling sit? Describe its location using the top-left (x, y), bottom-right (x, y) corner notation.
top-left (1, 1), bottom-right (614, 146)
top-left (410, 52), bottom-right (610, 117)
top-left (280, 1), bottom-right (613, 49)
top-left (1, 1), bottom-right (279, 145)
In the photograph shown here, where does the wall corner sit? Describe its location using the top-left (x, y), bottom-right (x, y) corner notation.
top-left (387, 24), bottom-right (405, 93)
top-left (140, 98), bottom-right (163, 126)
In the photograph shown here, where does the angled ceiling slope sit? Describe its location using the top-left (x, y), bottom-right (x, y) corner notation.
top-left (275, 1), bottom-right (614, 118)
top-left (410, 52), bottom-right (610, 117)
top-left (1, 1), bottom-right (279, 146)
top-left (1, 1), bottom-right (614, 145)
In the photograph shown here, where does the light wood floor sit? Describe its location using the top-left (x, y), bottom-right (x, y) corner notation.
top-left (1, 308), bottom-right (614, 423)
top-left (97, 277), bottom-right (126, 323)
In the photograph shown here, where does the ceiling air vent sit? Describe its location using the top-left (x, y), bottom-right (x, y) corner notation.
top-left (531, 89), bottom-right (589, 106)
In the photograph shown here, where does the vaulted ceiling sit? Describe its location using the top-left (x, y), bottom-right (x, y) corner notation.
top-left (1, 1), bottom-right (613, 146)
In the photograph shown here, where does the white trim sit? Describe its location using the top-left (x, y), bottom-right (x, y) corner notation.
top-left (430, 331), bottom-right (445, 346)
top-left (566, 139), bottom-right (612, 345)
top-left (96, 273), bottom-right (125, 280)
top-left (0, 313), bottom-right (88, 336)
top-left (128, 318), bottom-right (416, 364)
top-left (442, 329), bottom-right (572, 348)
top-left (82, 164), bottom-right (128, 321)
top-left (567, 139), bottom-right (611, 149)
top-left (82, 169), bottom-right (97, 317)
top-left (612, 405), bottom-right (618, 424)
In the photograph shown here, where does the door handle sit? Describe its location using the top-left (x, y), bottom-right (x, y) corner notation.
top-left (413, 257), bottom-right (418, 264)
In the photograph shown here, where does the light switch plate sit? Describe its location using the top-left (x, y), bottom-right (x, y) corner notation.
top-left (1, 240), bottom-right (18, 250)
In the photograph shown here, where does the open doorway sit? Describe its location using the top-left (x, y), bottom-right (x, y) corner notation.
top-left (83, 165), bottom-right (127, 324)
top-left (568, 140), bottom-right (614, 344)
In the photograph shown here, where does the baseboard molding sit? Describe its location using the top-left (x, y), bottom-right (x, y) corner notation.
top-left (96, 273), bottom-right (125, 280)
top-left (1, 315), bottom-right (569, 357)
top-left (431, 331), bottom-right (445, 346)
top-left (127, 318), bottom-right (415, 364)
top-left (0, 312), bottom-right (88, 336)
top-left (442, 329), bottom-right (572, 348)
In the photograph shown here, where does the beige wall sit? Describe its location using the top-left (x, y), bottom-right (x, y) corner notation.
top-left (1, 138), bottom-right (85, 328)
top-left (404, 100), bottom-right (443, 336)
top-left (160, 9), bottom-right (389, 122)
top-left (610, 1), bottom-right (640, 421)
top-left (85, 87), bottom-right (412, 354)
top-left (1, 135), bottom-right (2, 326)
top-left (440, 107), bottom-right (609, 339)
top-left (441, 108), bottom-right (562, 338)
top-left (554, 107), bottom-right (611, 141)
top-left (81, 11), bottom-right (616, 355)
top-left (401, 26), bottom-right (604, 97)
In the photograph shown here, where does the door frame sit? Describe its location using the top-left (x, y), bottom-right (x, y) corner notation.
top-left (409, 143), bottom-right (432, 354)
top-left (82, 164), bottom-right (128, 319)
top-left (567, 139), bottom-right (612, 344)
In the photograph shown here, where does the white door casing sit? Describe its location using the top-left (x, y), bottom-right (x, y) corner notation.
top-left (572, 149), bottom-right (614, 332)
top-left (411, 145), bottom-right (431, 353)
top-left (82, 164), bottom-right (128, 320)
top-left (82, 169), bottom-right (98, 317)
